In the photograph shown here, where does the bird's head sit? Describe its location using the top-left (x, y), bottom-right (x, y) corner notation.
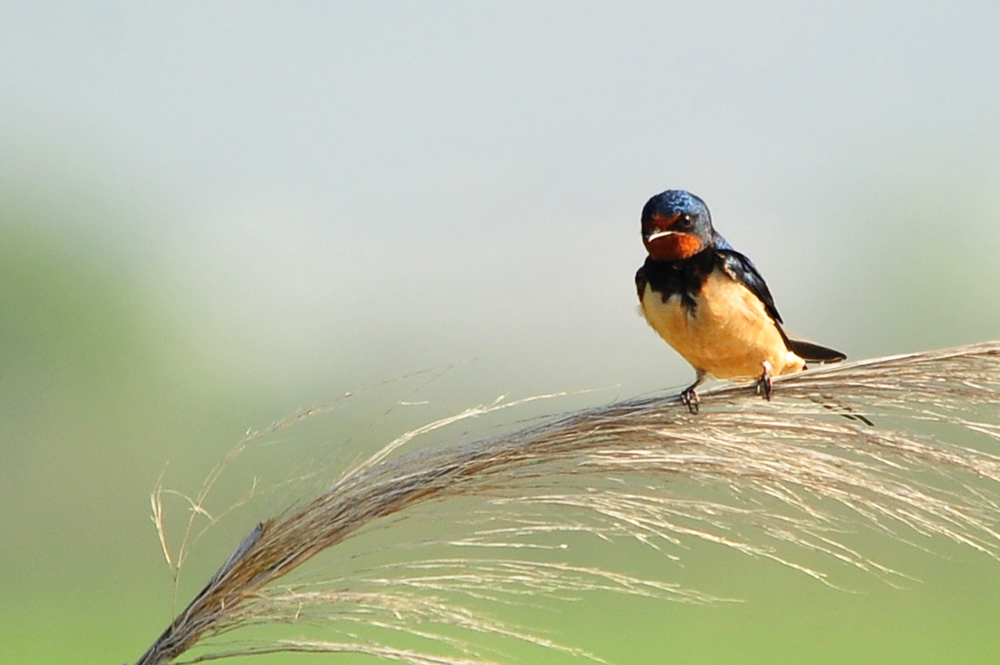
top-left (640, 190), bottom-right (715, 261)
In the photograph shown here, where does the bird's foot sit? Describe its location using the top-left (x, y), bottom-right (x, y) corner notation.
top-left (680, 386), bottom-right (700, 414)
top-left (755, 362), bottom-right (773, 401)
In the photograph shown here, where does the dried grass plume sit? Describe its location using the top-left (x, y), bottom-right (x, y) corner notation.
top-left (134, 341), bottom-right (1000, 665)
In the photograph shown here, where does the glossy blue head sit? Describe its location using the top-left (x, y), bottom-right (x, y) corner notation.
top-left (640, 190), bottom-right (720, 261)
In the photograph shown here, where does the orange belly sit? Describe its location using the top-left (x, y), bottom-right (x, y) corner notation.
top-left (641, 271), bottom-right (805, 380)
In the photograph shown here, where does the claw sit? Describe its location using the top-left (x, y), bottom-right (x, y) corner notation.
top-left (680, 369), bottom-right (707, 414)
top-left (755, 361), bottom-right (773, 401)
top-left (680, 387), bottom-right (700, 414)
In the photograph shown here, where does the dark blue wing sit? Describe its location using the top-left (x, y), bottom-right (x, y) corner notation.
top-left (718, 244), bottom-right (847, 363)
top-left (634, 264), bottom-right (647, 301)
top-left (717, 249), bottom-right (783, 324)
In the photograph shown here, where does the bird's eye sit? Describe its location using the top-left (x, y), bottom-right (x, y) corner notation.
top-left (676, 214), bottom-right (694, 229)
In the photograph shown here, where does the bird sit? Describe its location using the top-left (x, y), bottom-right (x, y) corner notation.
top-left (635, 190), bottom-right (846, 413)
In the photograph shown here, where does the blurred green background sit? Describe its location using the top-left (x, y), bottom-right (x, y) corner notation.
top-left (2, 3), bottom-right (1000, 664)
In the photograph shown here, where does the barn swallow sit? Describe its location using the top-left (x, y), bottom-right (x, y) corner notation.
top-left (635, 190), bottom-right (846, 413)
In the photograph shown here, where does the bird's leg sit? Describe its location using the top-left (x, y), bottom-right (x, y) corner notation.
top-left (755, 361), bottom-right (773, 401)
top-left (680, 369), bottom-right (707, 414)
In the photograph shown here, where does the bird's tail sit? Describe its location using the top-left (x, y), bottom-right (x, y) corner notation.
top-left (785, 337), bottom-right (847, 364)
top-left (784, 335), bottom-right (865, 423)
